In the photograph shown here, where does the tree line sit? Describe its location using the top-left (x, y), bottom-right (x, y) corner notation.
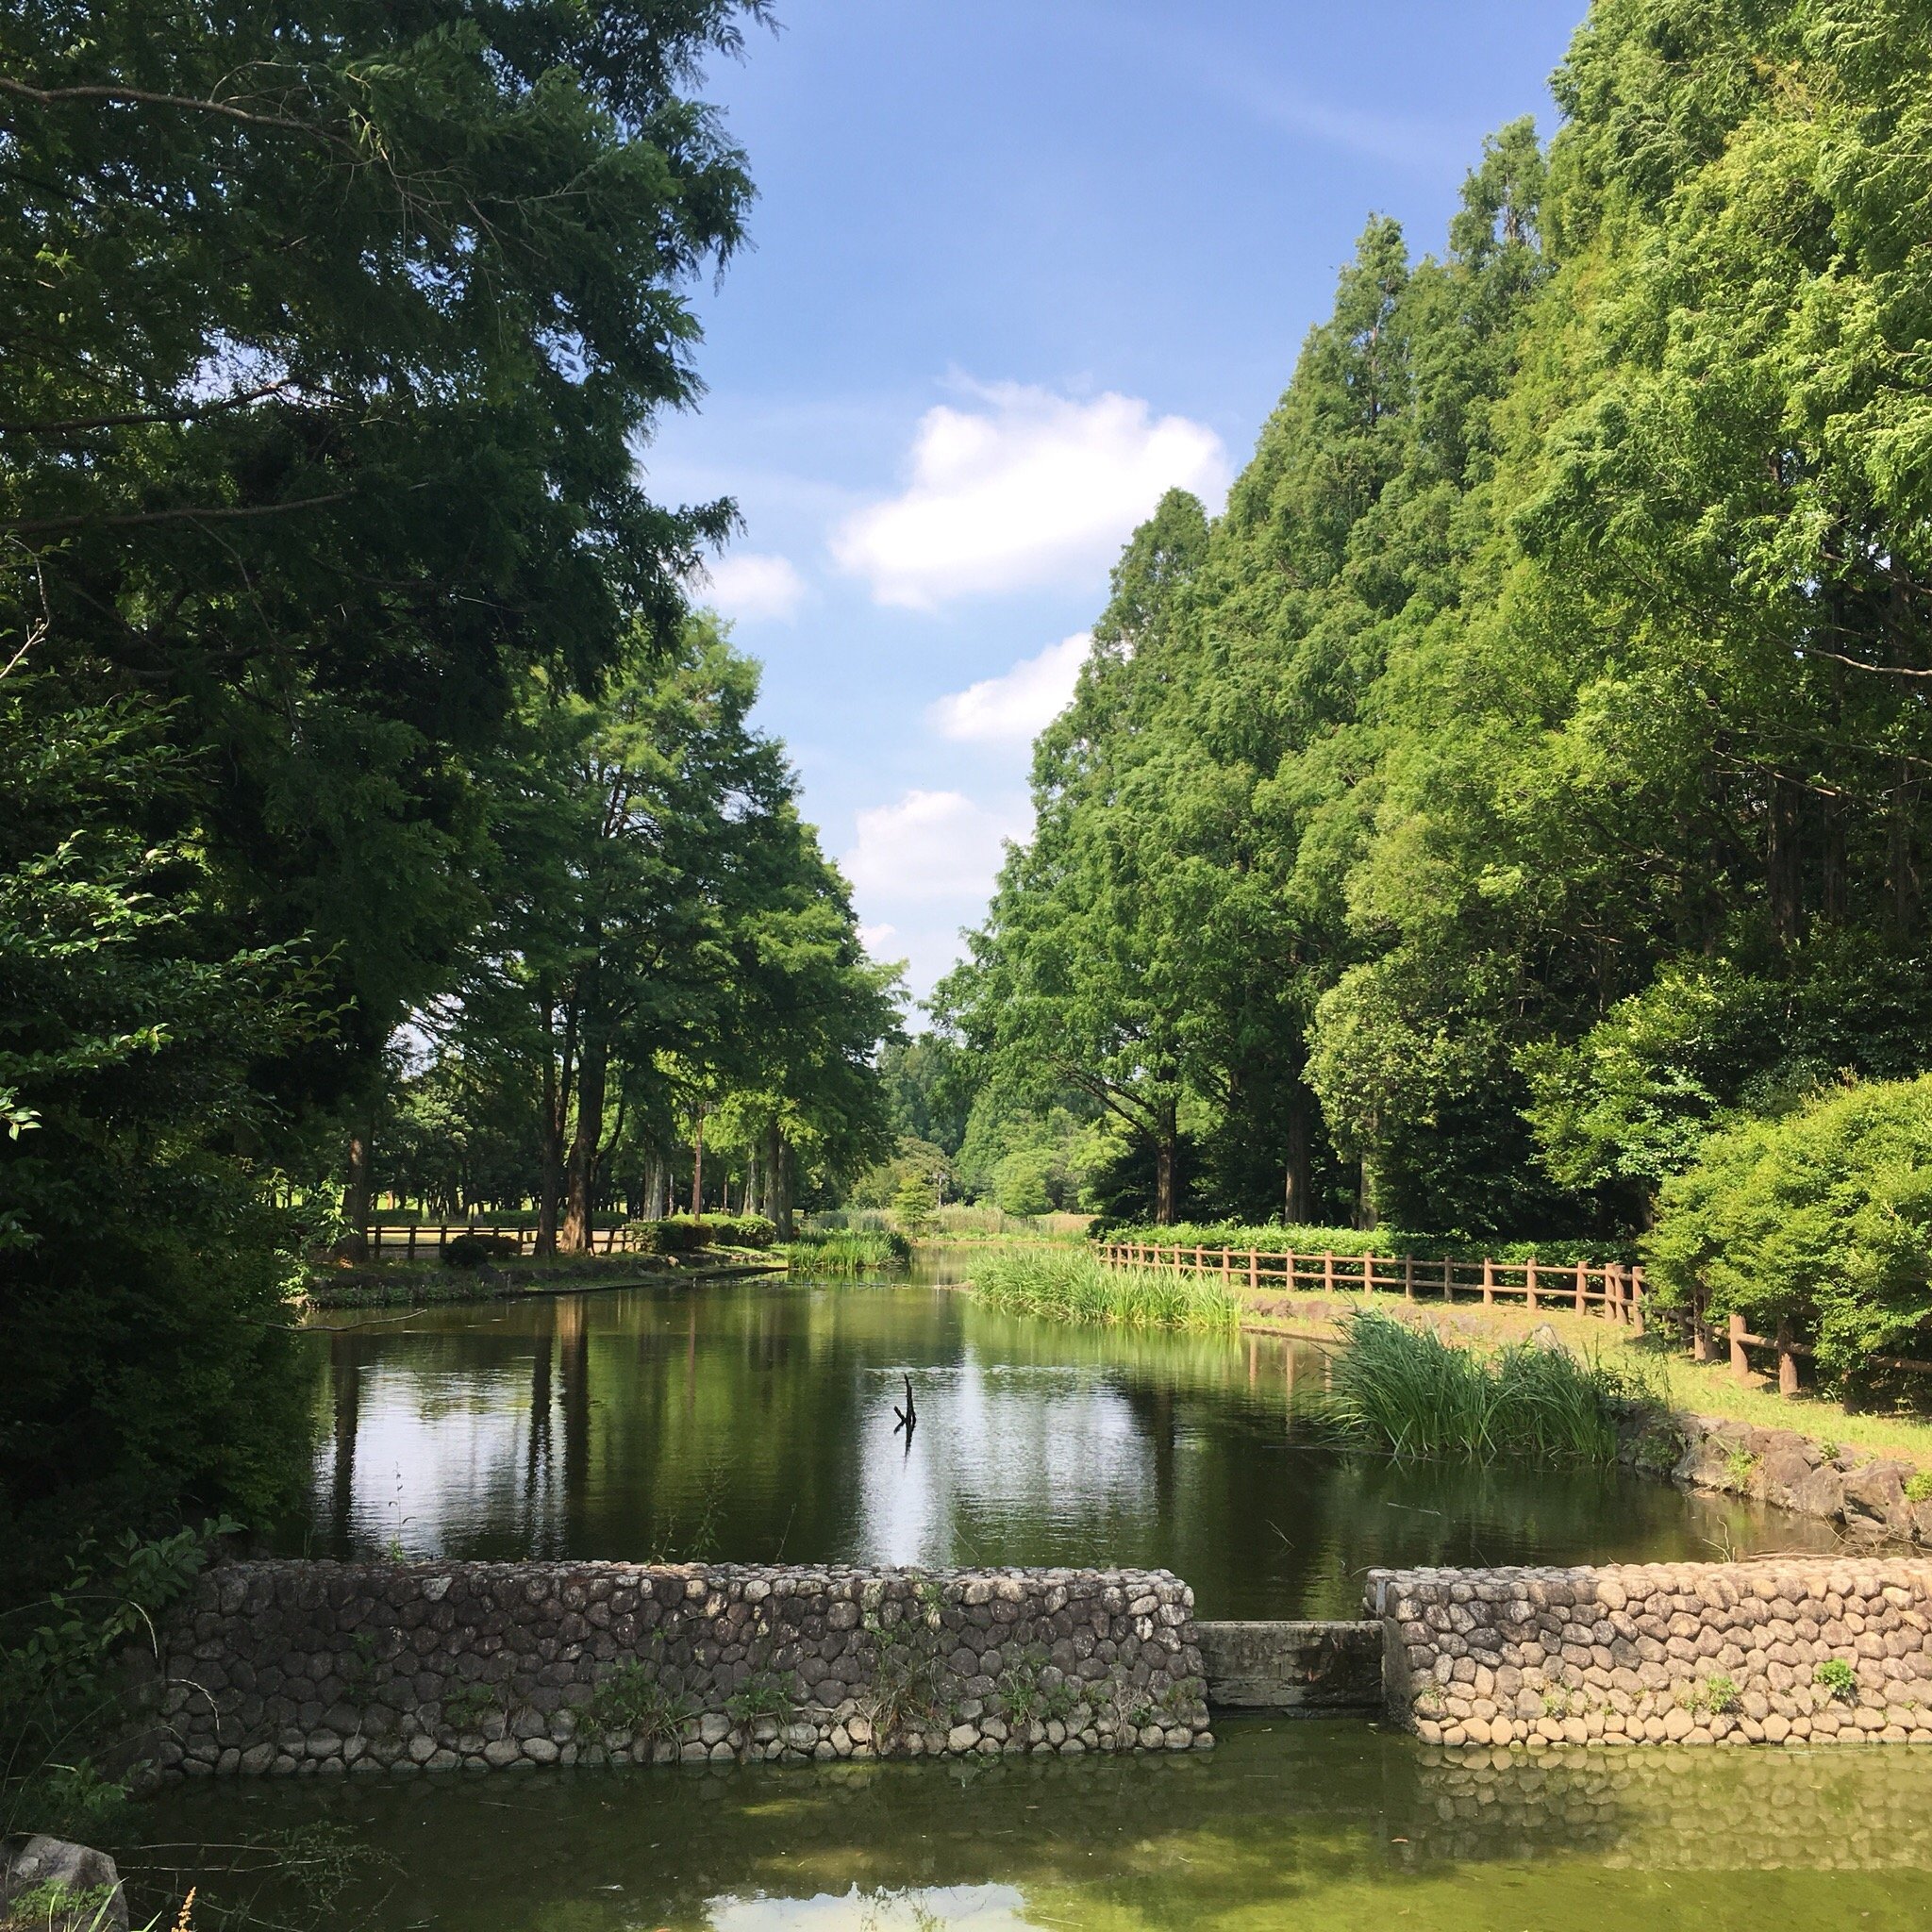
top-left (935, 0), bottom-right (1932, 1239)
top-left (0, 0), bottom-right (894, 1577)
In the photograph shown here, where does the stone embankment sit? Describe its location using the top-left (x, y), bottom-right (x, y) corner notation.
top-left (156, 1561), bottom-right (1210, 1777)
top-left (1195, 1621), bottom-right (1381, 1711)
top-left (1641, 1410), bottom-right (1932, 1544)
top-left (1371, 1557), bottom-right (1932, 1748)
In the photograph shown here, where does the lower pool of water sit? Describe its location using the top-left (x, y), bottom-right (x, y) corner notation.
top-left (126, 1718), bottom-right (1932, 1929)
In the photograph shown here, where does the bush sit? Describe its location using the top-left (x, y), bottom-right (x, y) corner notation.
top-left (1317, 1308), bottom-right (1646, 1464)
top-left (1644, 1075), bottom-right (1932, 1378)
top-left (623, 1214), bottom-right (776, 1257)
top-left (442, 1232), bottom-right (518, 1268)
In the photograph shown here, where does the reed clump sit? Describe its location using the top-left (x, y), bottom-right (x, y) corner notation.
top-left (1320, 1308), bottom-right (1650, 1465)
top-left (784, 1228), bottom-right (912, 1274)
top-left (973, 1249), bottom-right (1240, 1333)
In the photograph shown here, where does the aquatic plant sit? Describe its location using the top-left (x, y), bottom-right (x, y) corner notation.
top-left (1317, 1308), bottom-right (1649, 1465)
top-left (972, 1250), bottom-right (1241, 1333)
top-left (785, 1229), bottom-right (912, 1274)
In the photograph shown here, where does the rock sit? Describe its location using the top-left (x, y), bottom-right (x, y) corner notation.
top-left (0, 1836), bottom-right (129, 1931)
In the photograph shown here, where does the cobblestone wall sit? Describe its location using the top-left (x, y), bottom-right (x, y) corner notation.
top-left (156, 1561), bottom-right (1209, 1776)
top-left (1369, 1557), bottom-right (1932, 1746)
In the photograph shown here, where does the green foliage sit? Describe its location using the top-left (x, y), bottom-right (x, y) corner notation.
top-left (579, 1664), bottom-right (696, 1749)
top-left (891, 1168), bottom-right (939, 1235)
top-left (723, 1668), bottom-right (796, 1726)
top-left (1, 1522), bottom-right (231, 1836)
top-left (625, 1212), bottom-right (776, 1256)
top-left (974, 1250), bottom-right (1241, 1333)
top-left (1814, 1658), bottom-right (1858, 1704)
top-left (1906, 1471), bottom-right (1932, 1506)
top-left (939, 3), bottom-right (1932, 1247)
top-left (0, 683), bottom-right (313, 1564)
top-left (437, 1681), bottom-right (504, 1737)
top-left (784, 1229), bottom-right (912, 1274)
top-left (1, 0), bottom-right (782, 1565)
top-left (1644, 1076), bottom-right (1932, 1376)
top-left (1317, 1309), bottom-right (1647, 1464)
top-left (442, 1233), bottom-right (519, 1269)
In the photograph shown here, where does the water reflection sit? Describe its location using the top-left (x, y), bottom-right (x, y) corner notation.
top-left (291, 1268), bottom-right (1839, 1618)
top-left (130, 1721), bottom-right (1932, 1931)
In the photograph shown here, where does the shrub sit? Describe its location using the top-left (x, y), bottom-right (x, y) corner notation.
top-left (442, 1232), bottom-right (518, 1268)
top-left (973, 1249), bottom-right (1240, 1333)
top-left (1316, 1308), bottom-right (1648, 1464)
top-left (625, 1212), bottom-right (775, 1254)
top-left (1644, 1074), bottom-right (1932, 1378)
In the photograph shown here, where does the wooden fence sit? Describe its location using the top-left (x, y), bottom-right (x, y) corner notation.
top-left (362, 1221), bottom-right (647, 1258)
top-left (1093, 1241), bottom-right (1932, 1400)
top-left (1094, 1241), bottom-right (1650, 1333)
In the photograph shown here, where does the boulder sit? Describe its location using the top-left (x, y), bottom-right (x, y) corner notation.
top-left (0, 1836), bottom-right (129, 1931)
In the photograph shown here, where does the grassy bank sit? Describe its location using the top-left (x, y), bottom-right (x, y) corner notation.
top-left (1316, 1308), bottom-right (1648, 1464)
top-left (972, 1249), bottom-right (1241, 1332)
top-left (1100, 1221), bottom-right (1641, 1266)
top-left (783, 1228), bottom-right (912, 1274)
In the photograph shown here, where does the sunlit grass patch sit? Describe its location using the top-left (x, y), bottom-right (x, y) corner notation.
top-left (973, 1249), bottom-right (1241, 1333)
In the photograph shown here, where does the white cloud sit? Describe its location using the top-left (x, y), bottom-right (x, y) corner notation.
top-left (830, 382), bottom-right (1227, 608)
top-left (931, 632), bottom-right (1090, 745)
top-left (841, 790), bottom-right (1025, 903)
top-left (858, 921), bottom-right (899, 956)
top-left (698, 551), bottom-right (808, 623)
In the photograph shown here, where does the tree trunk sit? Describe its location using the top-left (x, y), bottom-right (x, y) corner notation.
top-left (560, 1033), bottom-right (608, 1253)
top-left (1153, 1103), bottom-right (1178, 1226)
top-left (1768, 774), bottom-right (1805, 945)
top-left (1356, 1156), bottom-right (1379, 1232)
top-left (690, 1108), bottom-right (705, 1218)
top-left (536, 993), bottom-right (571, 1257)
top-left (337, 1111), bottom-right (374, 1261)
top-left (770, 1127), bottom-right (795, 1240)
top-left (1283, 1083), bottom-right (1312, 1227)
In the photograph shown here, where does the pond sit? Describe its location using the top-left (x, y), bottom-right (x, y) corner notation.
top-left (288, 1257), bottom-right (1834, 1619)
top-left (131, 1717), bottom-right (1932, 1928)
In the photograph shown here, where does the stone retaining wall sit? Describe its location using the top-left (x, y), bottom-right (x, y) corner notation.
top-left (1369, 1557), bottom-right (1932, 1747)
top-left (156, 1561), bottom-right (1210, 1776)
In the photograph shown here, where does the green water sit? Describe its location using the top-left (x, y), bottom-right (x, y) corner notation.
top-left (129, 1719), bottom-right (1932, 1928)
top-left (290, 1263), bottom-right (1834, 1618)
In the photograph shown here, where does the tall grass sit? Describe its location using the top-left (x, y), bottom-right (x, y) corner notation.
top-left (784, 1228), bottom-right (912, 1274)
top-left (973, 1249), bottom-right (1241, 1333)
top-left (1319, 1308), bottom-right (1650, 1464)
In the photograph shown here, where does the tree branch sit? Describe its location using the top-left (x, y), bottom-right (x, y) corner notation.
top-left (5, 491), bottom-right (351, 537)
top-left (0, 381), bottom-right (303, 438)
top-left (0, 75), bottom-right (324, 141)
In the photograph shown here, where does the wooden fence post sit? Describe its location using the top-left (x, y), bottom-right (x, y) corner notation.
top-left (1574, 1258), bottom-right (1586, 1316)
top-left (1404, 1255), bottom-right (1416, 1304)
top-left (1729, 1311), bottom-right (1750, 1382)
top-left (1481, 1257), bottom-right (1494, 1307)
top-left (1323, 1250), bottom-right (1335, 1294)
top-left (1525, 1258), bottom-right (1538, 1313)
top-left (1776, 1318), bottom-right (1798, 1397)
top-left (1629, 1266), bottom-right (1645, 1340)
top-left (407, 1223), bottom-right (417, 1261)
top-left (1249, 1249), bottom-right (1258, 1291)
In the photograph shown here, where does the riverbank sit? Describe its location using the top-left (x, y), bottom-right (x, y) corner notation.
top-left (1222, 1281), bottom-right (1932, 1546)
top-left (302, 1250), bottom-right (782, 1311)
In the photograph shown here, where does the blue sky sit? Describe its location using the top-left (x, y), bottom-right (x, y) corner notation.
top-left (648, 0), bottom-right (1586, 1006)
